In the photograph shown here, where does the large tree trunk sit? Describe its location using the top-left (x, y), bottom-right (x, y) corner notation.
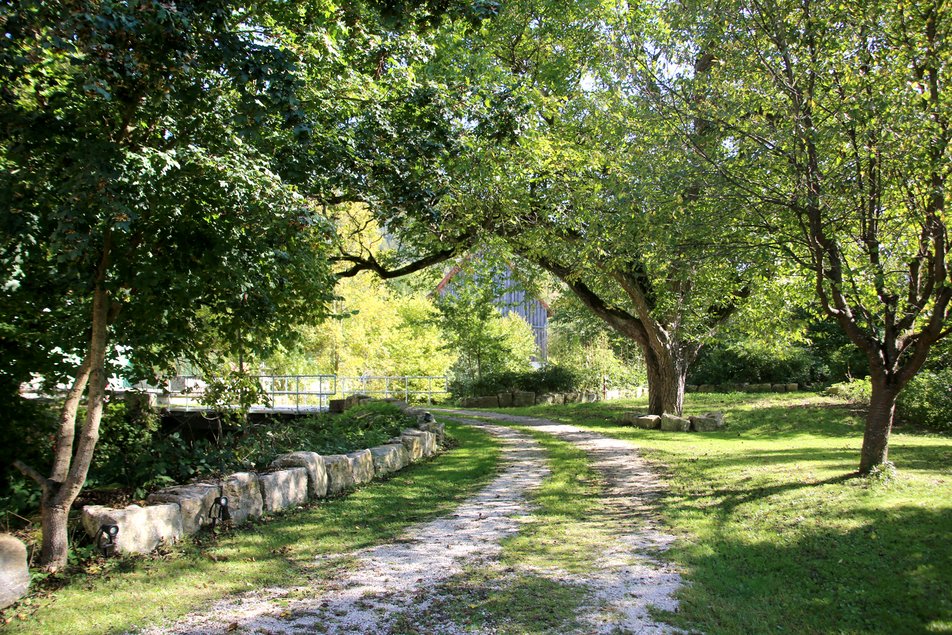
top-left (859, 374), bottom-right (901, 474)
top-left (645, 349), bottom-right (687, 416)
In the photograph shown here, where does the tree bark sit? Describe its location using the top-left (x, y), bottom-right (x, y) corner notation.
top-left (645, 349), bottom-right (687, 416)
top-left (859, 374), bottom-right (901, 474)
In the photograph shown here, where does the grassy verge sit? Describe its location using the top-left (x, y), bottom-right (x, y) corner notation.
top-left (1, 421), bottom-right (500, 635)
top-left (501, 393), bottom-right (952, 634)
top-left (410, 423), bottom-right (611, 634)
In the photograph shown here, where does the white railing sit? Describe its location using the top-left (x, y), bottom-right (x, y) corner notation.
top-left (145, 375), bottom-right (450, 413)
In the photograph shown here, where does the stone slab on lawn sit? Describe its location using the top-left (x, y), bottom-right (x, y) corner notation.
top-left (513, 391), bottom-right (536, 407)
top-left (636, 415), bottom-right (662, 430)
top-left (259, 468), bottom-right (309, 513)
top-left (147, 483), bottom-right (220, 535)
top-left (563, 392), bottom-right (581, 403)
top-left (348, 449), bottom-right (375, 485)
top-left (621, 411), bottom-right (646, 426)
top-left (660, 414), bottom-right (691, 432)
top-left (81, 503), bottom-right (184, 555)
top-left (221, 472), bottom-right (263, 525)
top-left (690, 415), bottom-right (724, 432)
top-left (497, 392), bottom-right (514, 407)
top-left (0, 534), bottom-right (29, 609)
top-left (370, 444), bottom-right (410, 476)
top-left (581, 392), bottom-right (599, 403)
top-left (271, 451), bottom-right (328, 498)
top-left (786, 383), bottom-right (799, 392)
top-left (324, 455), bottom-right (356, 495)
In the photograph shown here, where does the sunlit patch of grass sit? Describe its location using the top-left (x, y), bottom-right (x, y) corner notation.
top-left (499, 426), bottom-right (620, 575)
top-left (401, 565), bottom-right (589, 635)
top-left (504, 393), bottom-right (952, 634)
top-left (0, 422), bottom-right (501, 635)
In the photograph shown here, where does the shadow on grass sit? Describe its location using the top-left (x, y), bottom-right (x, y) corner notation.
top-left (661, 506), bottom-right (952, 634)
top-left (2, 423), bottom-right (500, 635)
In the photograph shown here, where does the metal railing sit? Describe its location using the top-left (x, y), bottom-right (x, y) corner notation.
top-left (338, 375), bottom-right (451, 404)
top-left (149, 374), bottom-right (449, 413)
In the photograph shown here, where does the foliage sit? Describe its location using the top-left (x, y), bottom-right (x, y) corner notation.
top-left (689, 344), bottom-right (817, 386)
top-left (1, 421), bottom-right (500, 635)
top-left (826, 378), bottom-right (873, 405)
top-left (898, 369), bottom-right (952, 432)
top-left (450, 365), bottom-right (581, 399)
top-left (0, 401), bottom-right (418, 523)
top-left (437, 260), bottom-right (538, 382)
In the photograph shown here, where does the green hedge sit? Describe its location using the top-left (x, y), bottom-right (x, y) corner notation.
top-left (898, 369), bottom-right (952, 432)
top-left (450, 366), bottom-right (581, 399)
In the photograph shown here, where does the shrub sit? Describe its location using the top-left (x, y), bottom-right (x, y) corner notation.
top-left (450, 365), bottom-right (582, 398)
top-left (825, 377), bottom-right (872, 404)
top-left (898, 369), bottom-right (952, 432)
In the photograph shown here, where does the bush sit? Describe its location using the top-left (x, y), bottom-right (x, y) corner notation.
top-left (898, 369), bottom-right (952, 432)
top-left (2, 400), bottom-right (417, 525)
top-left (450, 365), bottom-right (582, 398)
top-left (825, 377), bottom-right (872, 404)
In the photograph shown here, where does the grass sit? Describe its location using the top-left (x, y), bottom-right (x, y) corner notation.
top-left (398, 423), bottom-right (608, 634)
top-left (0, 421), bottom-right (501, 635)
top-left (500, 392), bottom-right (952, 635)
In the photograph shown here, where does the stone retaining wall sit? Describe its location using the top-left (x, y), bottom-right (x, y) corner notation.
top-left (685, 382), bottom-right (802, 393)
top-left (80, 403), bottom-right (445, 557)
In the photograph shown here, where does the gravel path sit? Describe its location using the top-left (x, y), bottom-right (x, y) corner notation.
top-left (136, 411), bottom-right (683, 635)
top-left (136, 422), bottom-right (548, 635)
top-left (436, 409), bottom-right (683, 634)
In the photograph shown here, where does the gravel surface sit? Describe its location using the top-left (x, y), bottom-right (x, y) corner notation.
top-left (135, 411), bottom-right (683, 634)
top-left (135, 422), bottom-right (547, 635)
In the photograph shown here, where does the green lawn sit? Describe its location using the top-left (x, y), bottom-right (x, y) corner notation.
top-left (0, 421), bottom-right (501, 635)
top-left (502, 393), bottom-right (952, 635)
top-left (408, 425), bottom-right (609, 634)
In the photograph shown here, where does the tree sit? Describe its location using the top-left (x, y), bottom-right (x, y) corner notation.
top-left (417, 0), bottom-right (762, 415)
top-left (0, 0), bottom-right (337, 569)
top-left (436, 260), bottom-right (538, 382)
top-left (652, 0), bottom-right (951, 471)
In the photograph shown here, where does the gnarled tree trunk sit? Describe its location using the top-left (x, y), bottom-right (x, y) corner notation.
top-left (645, 348), bottom-right (688, 416)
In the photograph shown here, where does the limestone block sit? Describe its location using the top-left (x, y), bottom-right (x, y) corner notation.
top-left (370, 444), bottom-right (410, 476)
top-left (786, 383), bottom-right (799, 392)
top-left (147, 482), bottom-right (220, 535)
top-left (660, 414), bottom-right (691, 432)
top-left (403, 429), bottom-right (437, 457)
top-left (323, 455), bottom-right (356, 495)
top-left (400, 433), bottom-right (425, 462)
top-left (471, 395), bottom-right (499, 408)
top-left (581, 392), bottom-right (599, 403)
top-left (772, 383), bottom-right (788, 393)
top-left (497, 392), bottom-right (514, 407)
top-left (513, 391), bottom-right (536, 407)
top-left (221, 472), bottom-right (263, 525)
top-left (348, 449), bottom-right (375, 485)
top-left (81, 503), bottom-right (184, 555)
top-left (0, 534), bottom-right (29, 609)
top-left (563, 392), bottom-right (581, 404)
top-left (329, 398), bottom-right (348, 413)
top-left (259, 468), bottom-right (309, 513)
top-left (689, 414), bottom-right (725, 432)
top-left (636, 415), bottom-right (662, 430)
top-left (271, 451), bottom-right (328, 498)
top-left (417, 415), bottom-right (446, 445)
top-left (620, 411), bottom-right (646, 425)
top-left (536, 393), bottom-right (564, 405)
